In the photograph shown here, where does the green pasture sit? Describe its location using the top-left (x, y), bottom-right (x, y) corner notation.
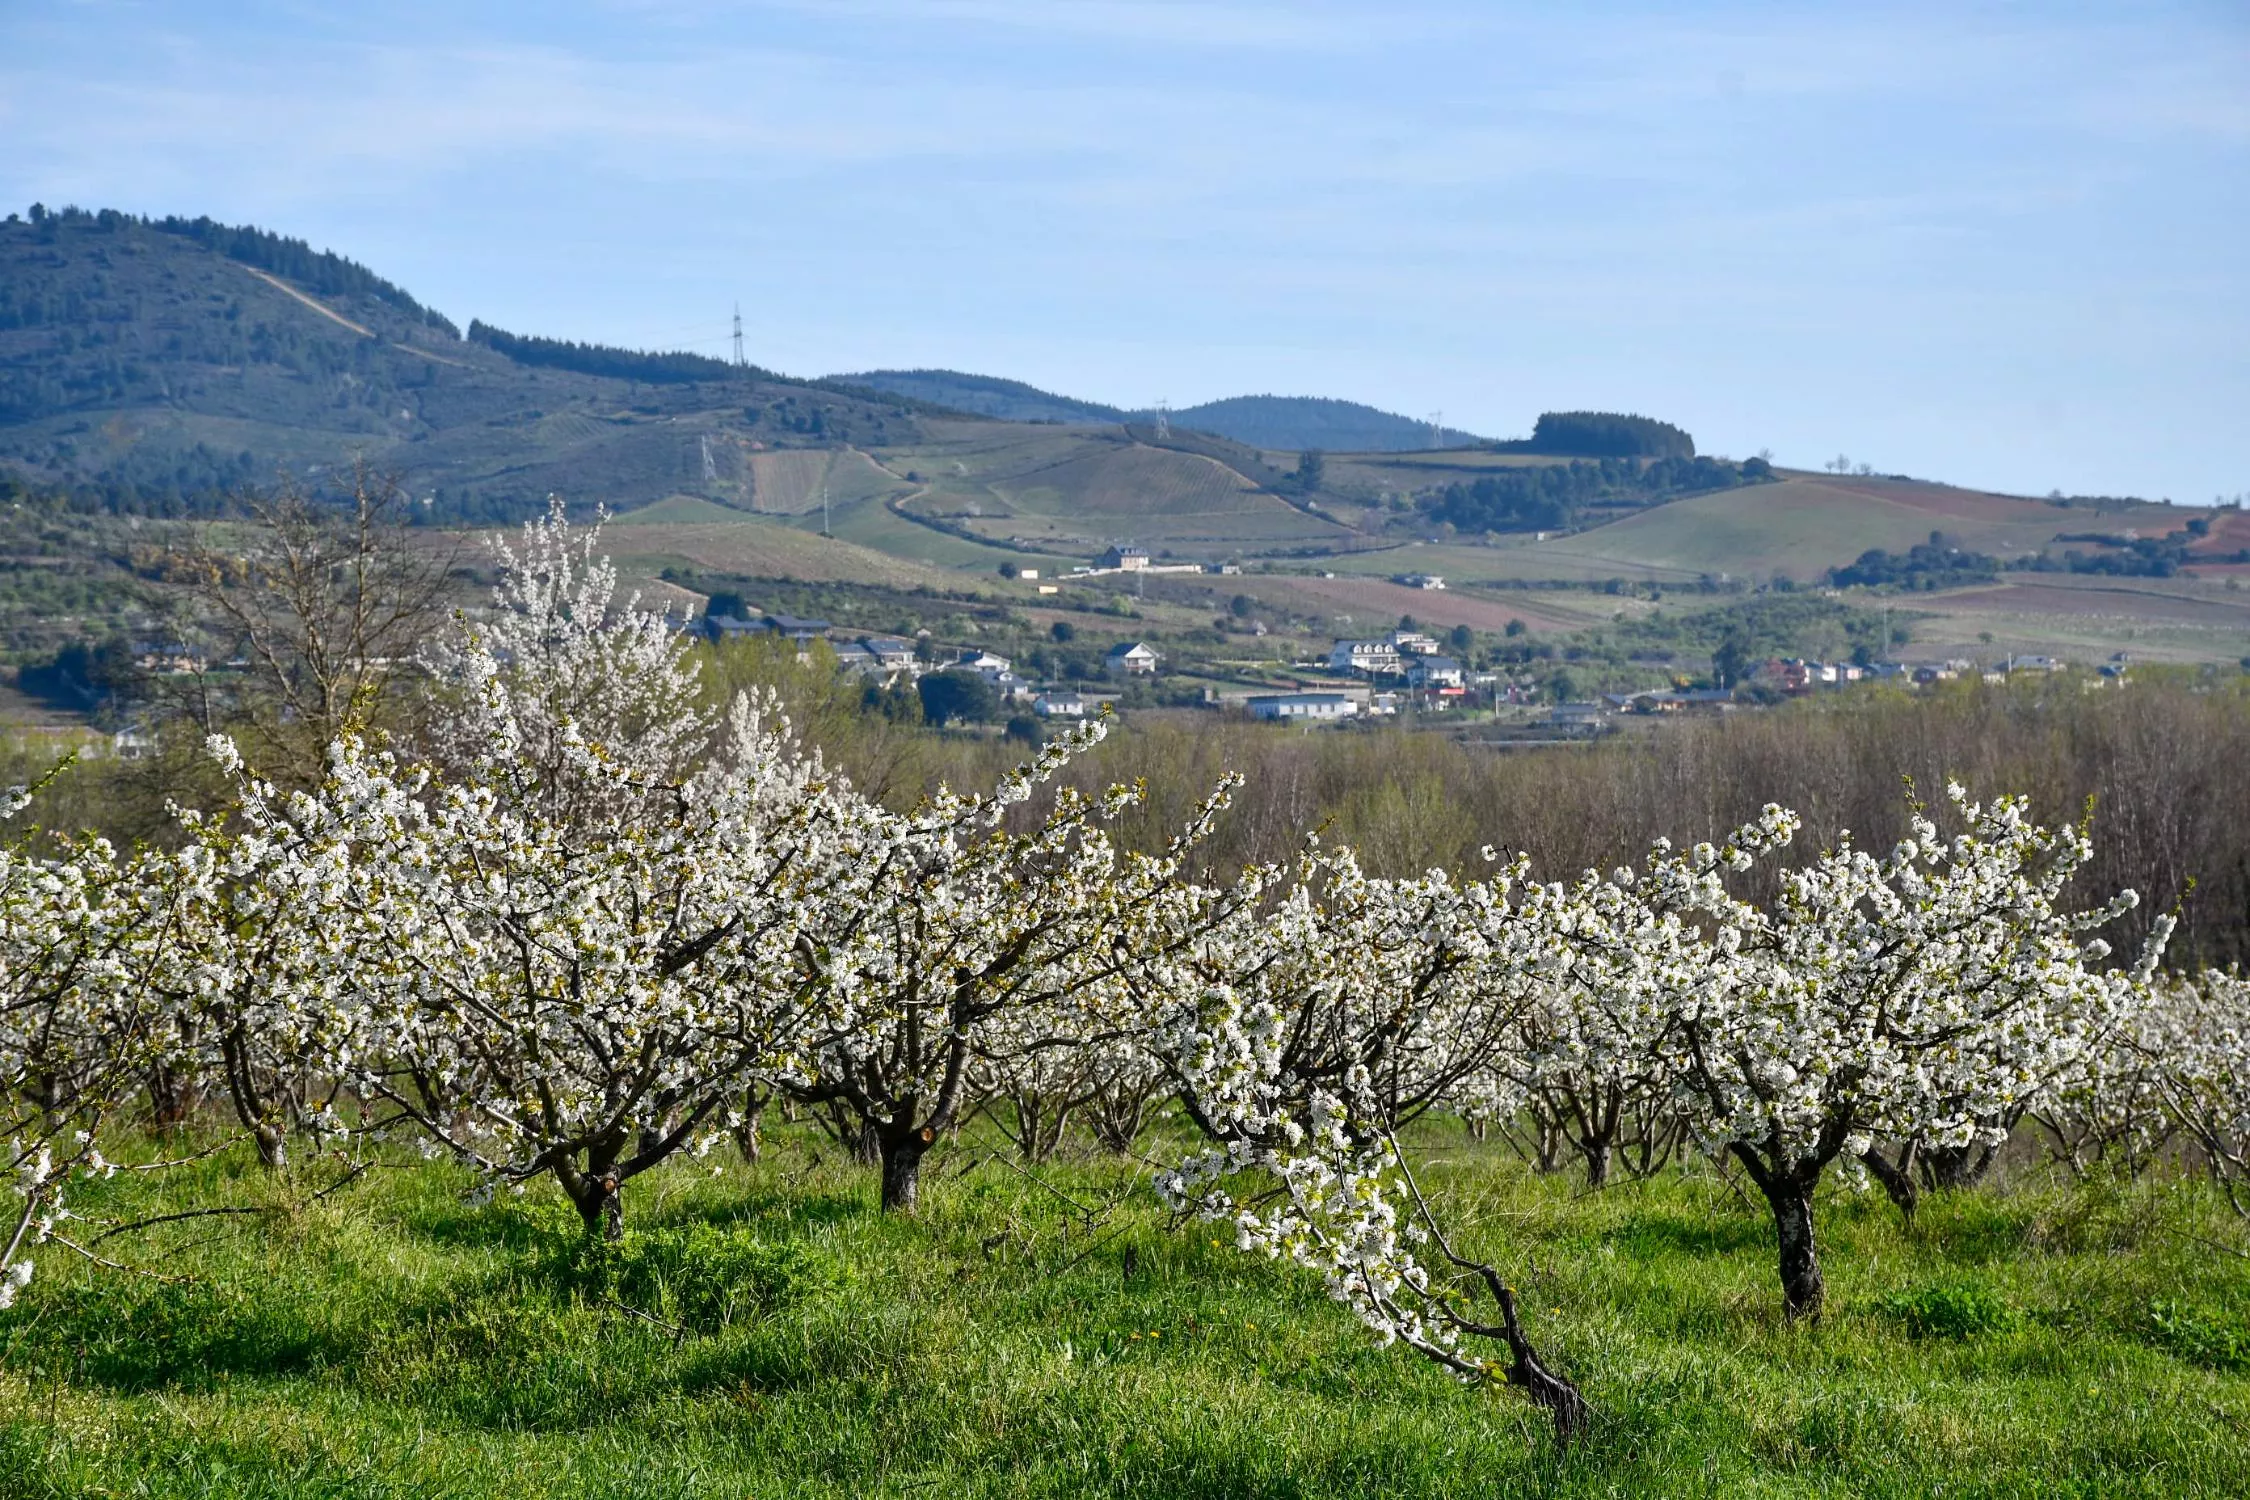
top-left (598, 510), bottom-right (984, 589)
top-left (5, 1127), bottom-right (2245, 1498)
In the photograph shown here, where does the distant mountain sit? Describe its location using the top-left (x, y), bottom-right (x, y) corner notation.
top-left (835, 371), bottom-right (1486, 453)
top-left (1163, 395), bottom-right (1482, 454)
top-left (830, 369), bottom-right (1125, 425)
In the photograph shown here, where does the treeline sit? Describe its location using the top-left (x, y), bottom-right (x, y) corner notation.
top-left (1592, 592), bottom-right (1895, 670)
top-left (1827, 524), bottom-right (2250, 591)
top-left (1829, 536), bottom-right (2001, 590)
top-left (662, 660), bottom-right (2250, 972)
top-left (1499, 411), bottom-right (1697, 459)
top-left (468, 321), bottom-right (762, 385)
top-left (2015, 532), bottom-right (2250, 579)
top-left (1422, 453), bottom-right (1770, 534)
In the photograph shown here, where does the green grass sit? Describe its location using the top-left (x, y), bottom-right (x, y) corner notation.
top-left (1516, 481), bottom-right (1938, 581)
top-left (596, 510), bottom-right (993, 588)
top-left (4, 1130), bottom-right (2246, 1498)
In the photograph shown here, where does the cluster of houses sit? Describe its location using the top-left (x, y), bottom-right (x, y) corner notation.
top-left (1751, 654), bottom-right (2072, 693)
top-left (692, 600), bottom-right (2121, 742)
top-left (700, 605), bottom-right (1160, 719)
top-left (1537, 653), bottom-right (2109, 735)
top-left (1325, 629), bottom-right (1468, 695)
top-left (1233, 628), bottom-right (1479, 725)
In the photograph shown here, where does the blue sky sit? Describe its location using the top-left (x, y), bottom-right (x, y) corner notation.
top-left (3, 0), bottom-right (2244, 500)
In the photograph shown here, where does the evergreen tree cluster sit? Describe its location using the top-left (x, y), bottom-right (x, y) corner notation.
top-left (1422, 453), bottom-right (1768, 534)
top-left (6, 205), bottom-right (455, 335)
top-left (468, 321), bottom-right (761, 385)
top-left (143, 212), bottom-right (459, 335)
top-left (1522, 411), bottom-right (1696, 458)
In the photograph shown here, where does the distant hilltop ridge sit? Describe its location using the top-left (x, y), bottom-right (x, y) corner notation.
top-left (830, 371), bottom-right (1491, 453)
top-left (830, 371), bottom-right (1701, 461)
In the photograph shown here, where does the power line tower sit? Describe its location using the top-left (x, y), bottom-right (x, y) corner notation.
top-left (1153, 399), bottom-right (1170, 441)
top-left (731, 304), bottom-right (746, 369)
top-left (700, 434), bottom-right (719, 484)
top-left (1428, 411), bottom-right (1445, 449)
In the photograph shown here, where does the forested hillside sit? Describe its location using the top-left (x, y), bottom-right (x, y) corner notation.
top-left (830, 369), bottom-right (1127, 424)
top-left (0, 207), bottom-right (931, 522)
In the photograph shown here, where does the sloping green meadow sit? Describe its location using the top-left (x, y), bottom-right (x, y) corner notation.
top-left (4, 1129), bottom-right (2244, 1498)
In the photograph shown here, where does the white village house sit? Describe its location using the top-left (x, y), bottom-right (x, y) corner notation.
top-left (1407, 654), bottom-right (1464, 689)
top-left (1329, 639), bottom-right (1404, 676)
top-left (1106, 641), bottom-right (1161, 677)
top-left (1033, 690), bottom-right (1089, 718)
top-left (862, 636), bottom-right (919, 674)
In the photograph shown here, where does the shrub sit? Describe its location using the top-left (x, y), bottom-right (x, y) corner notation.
top-left (2147, 1299), bottom-right (2250, 1372)
top-left (1877, 1280), bottom-right (2020, 1339)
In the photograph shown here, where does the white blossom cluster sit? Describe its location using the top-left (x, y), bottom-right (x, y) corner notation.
top-left (0, 778), bottom-right (216, 1302)
top-left (2135, 969), bottom-right (2250, 1213)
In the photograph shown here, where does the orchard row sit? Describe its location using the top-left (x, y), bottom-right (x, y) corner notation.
top-left (4, 505), bottom-right (2244, 1442)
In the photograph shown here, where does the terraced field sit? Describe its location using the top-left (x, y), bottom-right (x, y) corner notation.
top-left (1477, 478), bottom-right (2186, 584)
top-left (594, 506), bottom-right (977, 590)
top-left (741, 448), bottom-right (911, 515)
top-left (987, 444), bottom-right (1258, 517)
top-left (1230, 574), bottom-right (1636, 636)
top-left (1905, 575), bottom-right (2250, 664)
top-left (876, 424), bottom-right (1347, 557)
top-left (1317, 448), bottom-right (1574, 502)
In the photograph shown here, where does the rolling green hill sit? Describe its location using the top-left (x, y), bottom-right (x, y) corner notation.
top-left (1162, 394), bottom-right (1482, 452)
top-left (1497, 476), bottom-right (2185, 583)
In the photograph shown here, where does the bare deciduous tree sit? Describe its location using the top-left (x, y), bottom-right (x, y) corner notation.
top-left (169, 461), bottom-right (456, 784)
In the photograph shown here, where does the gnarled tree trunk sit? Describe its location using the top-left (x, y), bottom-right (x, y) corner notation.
top-left (1734, 1142), bottom-right (1827, 1321)
top-left (1862, 1143), bottom-right (1920, 1223)
top-left (558, 1164), bottom-right (626, 1242)
top-left (878, 1127), bottom-right (933, 1213)
top-left (1763, 1177), bottom-right (1824, 1321)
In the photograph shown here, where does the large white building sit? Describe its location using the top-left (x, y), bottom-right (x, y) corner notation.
top-left (1247, 692), bottom-right (1359, 722)
top-left (1328, 640), bottom-right (1404, 676)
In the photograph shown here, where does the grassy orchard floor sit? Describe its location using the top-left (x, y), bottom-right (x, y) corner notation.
top-left (3, 1127), bottom-right (2246, 1498)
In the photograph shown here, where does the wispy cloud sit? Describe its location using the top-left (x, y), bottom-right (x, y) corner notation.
top-left (0, 0), bottom-right (2243, 498)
